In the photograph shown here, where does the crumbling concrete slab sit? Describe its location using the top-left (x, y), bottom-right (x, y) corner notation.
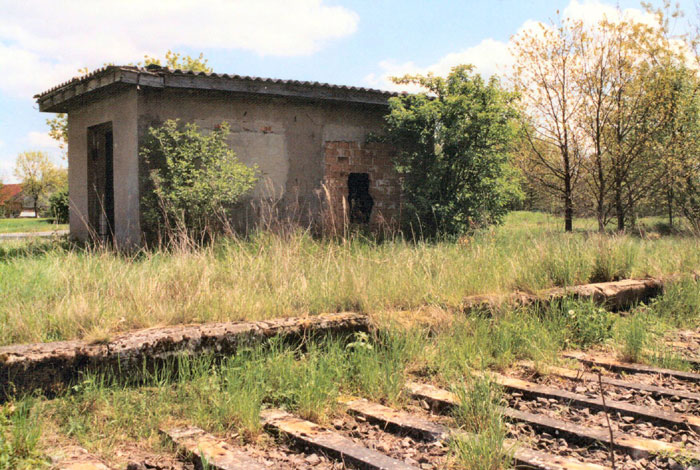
top-left (0, 312), bottom-right (369, 400)
top-left (461, 277), bottom-right (666, 312)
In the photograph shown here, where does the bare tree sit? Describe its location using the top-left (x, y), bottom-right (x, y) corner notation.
top-left (512, 18), bottom-right (585, 232)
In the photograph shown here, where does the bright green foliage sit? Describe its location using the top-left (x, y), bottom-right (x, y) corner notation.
top-left (49, 188), bottom-right (69, 224)
top-left (13, 152), bottom-right (63, 217)
top-left (384, 65), bottom-right (522, 237)
top-left (141, 120), bottom-right (258, 239)
top-left (142, 50), bottom-right (212, 72)
top-left (661, 66), bottom-right (700, 233)
top-left (557, 301), bottom-right (615, 348)
top-left (345, 329), bottom-right (425, 404)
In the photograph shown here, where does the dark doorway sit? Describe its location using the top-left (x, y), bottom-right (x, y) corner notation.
top-left (348, 173), bottom-right (373, 224)
top-left (87, 122), bottom-right (115, 242)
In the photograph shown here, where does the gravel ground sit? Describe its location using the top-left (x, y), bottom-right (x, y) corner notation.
top-left (513, 369), bottom-right (700, 416)
top-left (507, 393), bottom-right (700, 452)
top-left (334, 413), bottom-right (448, 469)
top-left (580, 365), bottom-right (700, 394)
top-left (507, 421), bottom-right (690, 470)
top-left (125, 437), bottom-right (344, 470)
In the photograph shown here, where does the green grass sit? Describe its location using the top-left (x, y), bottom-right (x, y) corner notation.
top-left (0, 218), bottom-right (67, 234)
top-left (1, 211), bottom-right (699, 468)
top-left (0, 279), bottom-right (698, 468)
top-left (450, 377), bottom-right (512, 470)
top-left (0, 211), bottom-right (699, 346)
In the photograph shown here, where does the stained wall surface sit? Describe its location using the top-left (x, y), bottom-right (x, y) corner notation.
top-left (137, 89), bottom-right (395, 229)
top-left (67, 87), bottom-right (400, 244)
top-left (67, 89), bottom-right (139, 245)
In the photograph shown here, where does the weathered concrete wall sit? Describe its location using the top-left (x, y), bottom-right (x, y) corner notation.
top-left (323, 141), bottom-right (401, 233)
top-left (137, 89), bottom-right (391, 230)
top-left (67, 89), bottom-right (140, 245)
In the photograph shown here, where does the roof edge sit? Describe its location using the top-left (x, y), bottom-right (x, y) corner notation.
top-left (35, 65), bottom-right (401, 112)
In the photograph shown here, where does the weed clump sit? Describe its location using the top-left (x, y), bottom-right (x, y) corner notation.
top-left (0, 399), bottom-right (45, 470)
top-left (449, 376), bottom-right (512, 470)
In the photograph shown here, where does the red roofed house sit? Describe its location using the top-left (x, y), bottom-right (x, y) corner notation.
top-left (0, 184), bottom-right (27, 217)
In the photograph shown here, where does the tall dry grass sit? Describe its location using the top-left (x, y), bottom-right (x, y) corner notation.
top-left (0, 211), bottom-right (698, 345)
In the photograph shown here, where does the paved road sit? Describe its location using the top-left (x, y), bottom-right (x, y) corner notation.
top-left (0, 230), bottom-right (69, 241)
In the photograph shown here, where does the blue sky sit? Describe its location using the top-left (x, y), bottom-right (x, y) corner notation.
top-left (0, 0), bottom-right (694, 182)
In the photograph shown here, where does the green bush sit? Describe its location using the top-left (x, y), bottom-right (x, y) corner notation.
top-left (141, 120), bottom-right (258, 241)
top-left (384, 65), bottom-right (523, 238)
top-left (49, 188), bottom-right (69, 224)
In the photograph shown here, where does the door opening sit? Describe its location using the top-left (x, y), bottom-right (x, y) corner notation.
top-left (87, 123), bottom-right (115, 242)
top-left (348, 173), bottom-right (373, 224)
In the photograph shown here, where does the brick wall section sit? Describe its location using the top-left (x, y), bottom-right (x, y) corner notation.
top-left (323, 141), bottom-right (402, 233)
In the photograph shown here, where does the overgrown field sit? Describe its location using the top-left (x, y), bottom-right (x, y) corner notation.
top-left (1, 211), bottom-right (699, 345)
top-left (2, 278), bottom-right (699, 469)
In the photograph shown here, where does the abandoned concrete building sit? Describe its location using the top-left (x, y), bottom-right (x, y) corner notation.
top-left (35, 65), bottom-right (403, 245)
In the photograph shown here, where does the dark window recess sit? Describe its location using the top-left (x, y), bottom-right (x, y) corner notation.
top-left (348, 173), bottom-right (373, 224)
top-left (87, 122), bottom-right (115, 242)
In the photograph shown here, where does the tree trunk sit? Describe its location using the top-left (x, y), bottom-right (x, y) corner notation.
top-left (667, 188), bottom-right (673, 227)
top-left (564, 174), bottom-right (573, 232)
top-left (615, 178), bottom-right (624, 231)
top-left (34, 197), bottom-right (39, 218)
top-left (628, 191), bottom-right (636, 229)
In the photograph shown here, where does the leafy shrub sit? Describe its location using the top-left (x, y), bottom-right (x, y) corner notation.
top-left (141, 120), bottom-right (258, 241)
top-left (49, 188), bottom-right (69, 224)
top-left (384, 65), bottom-right (522, 238)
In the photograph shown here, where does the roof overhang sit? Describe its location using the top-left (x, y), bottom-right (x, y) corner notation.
top-left (35, 66), bottom-right (397, 113)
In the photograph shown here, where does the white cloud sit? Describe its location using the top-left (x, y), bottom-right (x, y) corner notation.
top-left (26, 131), bottom-right (60, 149)
top-left (563, 0), bottom-right (657, 27)
top-left (0, 156), bottom-right (16, 183)
top-left (0, 0), bottom-right (359, 99)
top-left (366, 0), bottom-right (656, 92)
top-left (365, 39), bottom-right (513, 93)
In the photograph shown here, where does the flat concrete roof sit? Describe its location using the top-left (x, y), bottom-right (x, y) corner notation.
top-left (35, 65), bottom-right (399, 112)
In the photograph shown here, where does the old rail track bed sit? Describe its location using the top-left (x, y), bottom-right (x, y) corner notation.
top-left (5, 292), bottom-right (700, 469)
top-left (30, 356), bottom-right (700, 469)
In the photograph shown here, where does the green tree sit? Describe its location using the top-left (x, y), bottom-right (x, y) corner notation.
top-left (13, 151), bottom-right (62, 217)
top-left (141, 120), bottom-right (258, 240)
top-left (384, 65), bottom-right (522, 238)
top-left (659, 66), bottom-right (700, 233)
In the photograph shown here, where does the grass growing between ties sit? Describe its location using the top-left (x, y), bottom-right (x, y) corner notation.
top-left (449, 376), bottom-right (513, 470)
top-left (1, 212), bottom-right (699, 468)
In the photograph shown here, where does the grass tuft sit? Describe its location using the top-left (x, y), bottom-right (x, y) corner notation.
top-left (449, 376), bottom-right (512, 470)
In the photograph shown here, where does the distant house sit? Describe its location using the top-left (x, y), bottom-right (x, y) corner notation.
top-left (0, 184), bottom-right (34, 217)
top-left (34, 65), bottom-right (403, 246)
